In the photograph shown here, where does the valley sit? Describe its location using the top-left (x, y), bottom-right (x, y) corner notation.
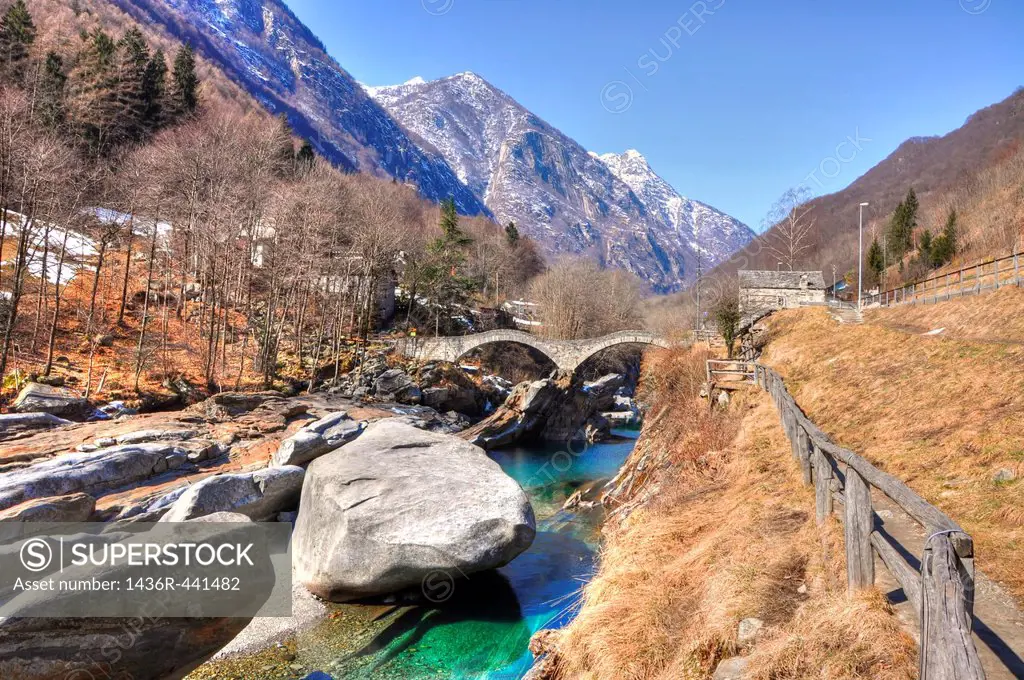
top-left (0, 1), bottom-right (1022, 680)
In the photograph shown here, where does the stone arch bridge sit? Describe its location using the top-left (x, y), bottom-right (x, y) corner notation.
top-left (397, 330), bottom-right (672, 373)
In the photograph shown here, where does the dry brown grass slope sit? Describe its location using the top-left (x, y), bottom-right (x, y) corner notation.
top-left (760, 296), bottom-right (1024, 604)
top-left (552, 348), bottom-right (917, 679)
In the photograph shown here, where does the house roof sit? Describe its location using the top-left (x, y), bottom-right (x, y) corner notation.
top-left (739, 270), bottom-right (826, 290)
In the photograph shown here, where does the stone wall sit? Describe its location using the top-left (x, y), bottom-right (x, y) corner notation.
top-left (740, 287), bottom-right (825, 318)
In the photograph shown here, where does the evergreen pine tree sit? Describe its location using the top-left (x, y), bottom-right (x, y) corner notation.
top-left (170, 44), bottom-right (198, 117)
top-left (141, 49), bottom-right (168, 132)
top-left (37, 51), bottom-right (67, 130)
top-left (296, 140), bottom-right (315, 167)
top-left (919, 229), bottom-right (933, 263)
top-left (0, 0), bottom-right (35, 82)
top-left (424, 199), bottom-right (474, 332)
top-left (114, 27), bottom-right (150, 144)
top-left (504, 221), bottom-right (520, 247)
top-left (930, 209), bottom-right (958, 267)
top-left (886, 188), bottom-right (919, 262)
top-left (71, 28), bottom-right (120, 154)
top-left (942, 208), bottom-right (957, 256)
top-left (271, 113), bottom-right (296, 176)
top-left (867, 237), bottom-right (884, 285)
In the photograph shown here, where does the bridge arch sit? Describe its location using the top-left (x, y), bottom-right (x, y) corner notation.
top-left (399, 329), bottom-right (672, 374)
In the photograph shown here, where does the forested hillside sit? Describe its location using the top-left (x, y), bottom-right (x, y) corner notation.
top-left (713, 87), bottom-right (1024, 291)
top-left (0, 0), bottom-right (545, 406)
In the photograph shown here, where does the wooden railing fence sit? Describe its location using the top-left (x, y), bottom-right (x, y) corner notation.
top-left (706, 359), bottom-right (756, 384)
top-left (865, 251), bottom-right (1022, 308)
top-left (708, 360), bottom-right (985, 679)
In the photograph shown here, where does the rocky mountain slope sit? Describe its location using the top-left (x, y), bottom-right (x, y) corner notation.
top-left (107, 0), bottom-right (753, 291)
top-left (368, 73), bottom-right (753, 292)
top-left (598, 149), bottom-right (755, 270)
top-left (111, 0), bottom-right (488, 215)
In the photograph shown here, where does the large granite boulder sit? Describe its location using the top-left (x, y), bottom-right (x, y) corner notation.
top-left (160, 466), bottom-right (305, 522)
top-left (417, 362), bottom-right (486, 415)
top-left (463, 372), bottom-right (627, 448)
top-left (373, 369), bottom-right (422, 405)
top-left (272, 411), bottom-right (365, 467)
top-left (0, 513), bottom-right (256, 680)
top-left (11, 383), bottom-right (95, 421)
top-left (294, 421), bottom-right (535, 602)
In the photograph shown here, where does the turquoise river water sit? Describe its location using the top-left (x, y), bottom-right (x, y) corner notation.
top-left (295, 430), bottom-right (638, 680)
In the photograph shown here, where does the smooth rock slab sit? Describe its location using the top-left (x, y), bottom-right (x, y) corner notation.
top-left (0, 412), bottom-right (72, 437)
top-left (0, 443), bottom-right (187, 512)
top-left (0, 492), bottom-right (95, 522)
top-left (712, 657), bottom-right (750, 680)
top-left (160, 466), bottom-right (305, 522)
top-left (272, 412), bottom-right (366, 467)
top-left (294, 421), bottom-right (535, 602)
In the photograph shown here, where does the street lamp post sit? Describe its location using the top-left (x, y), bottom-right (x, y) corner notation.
top-left (858, 202), bottom-right (869, 310)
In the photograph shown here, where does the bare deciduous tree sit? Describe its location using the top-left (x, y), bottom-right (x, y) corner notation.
top-left (764, 186), bottom-right (816, 271)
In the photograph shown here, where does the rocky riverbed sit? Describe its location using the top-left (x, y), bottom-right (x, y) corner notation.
top-left (0, 357), bottom-right (644, 679)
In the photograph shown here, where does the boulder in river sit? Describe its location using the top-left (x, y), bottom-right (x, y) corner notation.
top-left (293, 420), bottom-right (535, 602)
top-left (463, 371), bottom-right (625, 449)
top-left (11, 382), bottom-right (95, 421)
top-left (272, 411), bottom-right (366, 467)
top-left (160, 466), bottom-right (305, 522)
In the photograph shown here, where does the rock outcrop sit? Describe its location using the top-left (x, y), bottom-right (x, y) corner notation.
top-left (372, 369), bottom-right (422, 405)
top-left (462, 371), bottom-right (624, 449)
top-left (293, 421), bottom-right (535, 602)
top-left (0, 492), bottom-right (95, 522)
top-left (272, 411), bottom-right (366, 467)
top-left (0, 443), bottom-right (190, 512)
top-left (416, 362), bottom-right (487, 415)
top-left (0, 412), bottom-right (72, 440)
top-left (159, 466), bottom-right (305, 522)
top-left (12, 383), bottom-right (95, 421)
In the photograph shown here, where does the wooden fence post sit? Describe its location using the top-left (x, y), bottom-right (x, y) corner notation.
top-left (812, 445), bottom-right (833, 523)
top-left (844, 467), bottom-right (875, 591)
top-left (1016, 253), bottom-right (1020, 287)
top-left (920, 538), bottom-right (985, 680)
top-left (796, 426), bottom-right (812, 485)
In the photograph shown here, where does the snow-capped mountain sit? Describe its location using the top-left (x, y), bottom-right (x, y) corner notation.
top-left (598, 150), bottom-right (755, 270)
top-left (112, 0), bottom-right (488, 215)
top-left (110, 0), bottom-right (751, 291)
top-left (368, 73), bottom-right (752, 291)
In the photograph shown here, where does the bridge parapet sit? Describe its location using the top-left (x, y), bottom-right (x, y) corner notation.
top-left (397, 330), bottom-right (671, 373)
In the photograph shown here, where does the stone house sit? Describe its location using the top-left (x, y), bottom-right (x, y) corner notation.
top-left (738, 270), bottom-right (826, 319)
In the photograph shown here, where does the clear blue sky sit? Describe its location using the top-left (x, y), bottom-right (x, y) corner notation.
top-left (285, 0), bottom-right (1023, 231)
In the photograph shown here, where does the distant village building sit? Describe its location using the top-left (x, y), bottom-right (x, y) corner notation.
top-left (738, 270), bottom-right (827, 319)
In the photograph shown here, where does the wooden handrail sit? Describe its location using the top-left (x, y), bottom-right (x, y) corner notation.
top-left (752, 363), bottom-right (984, 679)
top-left (866, 251), bottom-right (1022, 308)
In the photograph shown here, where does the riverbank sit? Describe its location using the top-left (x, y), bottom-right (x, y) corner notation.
top-left (541, 346), bottom-right (918, 679)
top-left (0, 352), bottom-right (646, 678)
top-left (188, 431), bottom-right (639, 680)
